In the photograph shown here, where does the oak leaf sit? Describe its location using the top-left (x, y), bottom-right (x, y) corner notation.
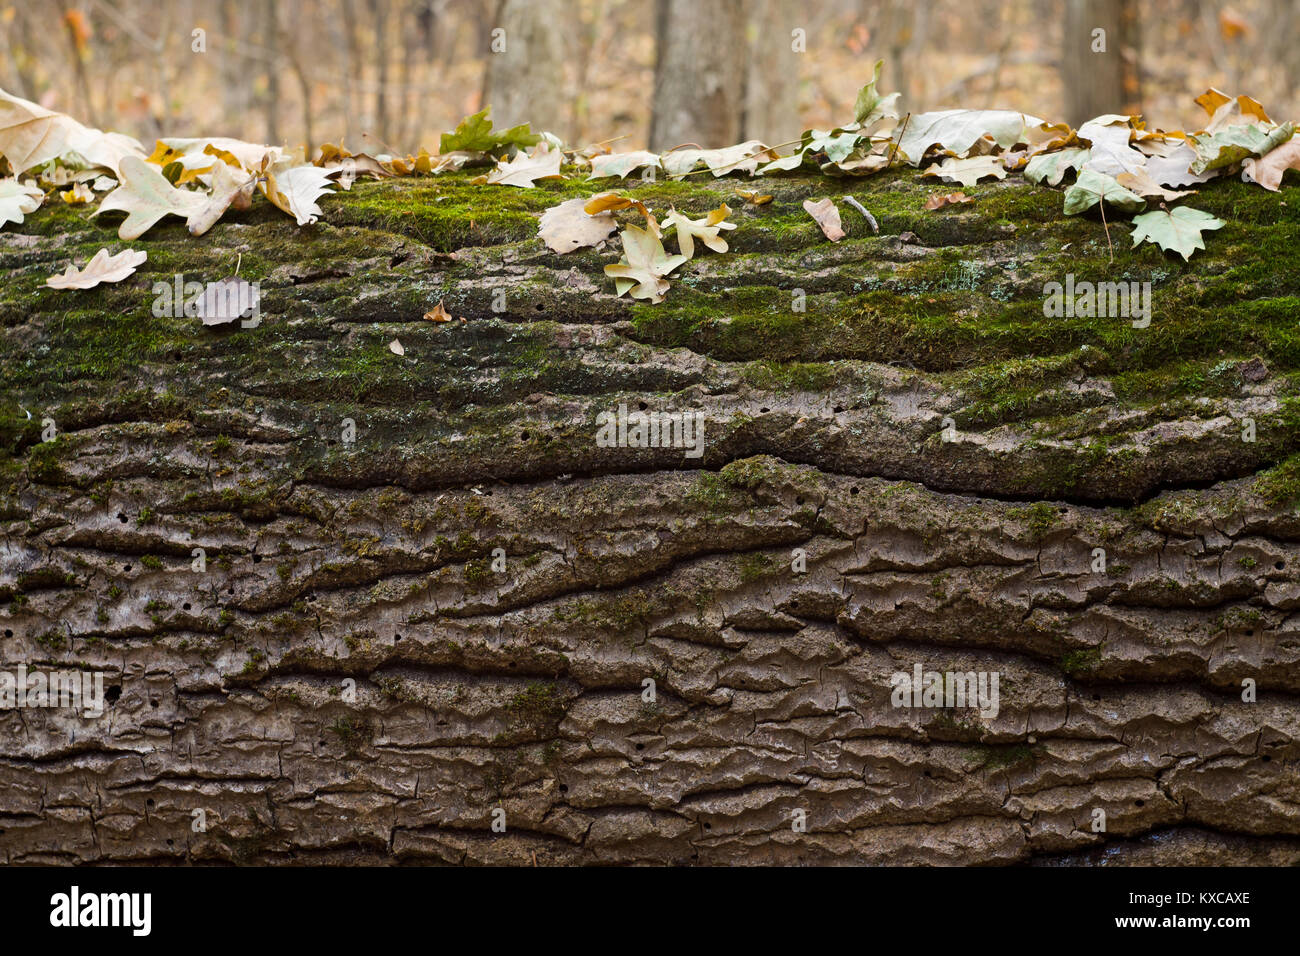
top-left (0, 178), bottom-right (43, 227)
top-left (46, 248), bottom-right (146, 289)
top-left (0, 88), bottom-right (144, 175)
top-left (92, 155), bottom-right (207, 239)
top-left (486, 142), bottom-right (563, 187)
top-left (925, 155), bottom-right (1007, 187)
top-left (663, 204), bottom-right (736, 259)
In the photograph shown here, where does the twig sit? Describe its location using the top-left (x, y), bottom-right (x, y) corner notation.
top-left (887, 113), bottom-right (911, 170)
top-left (843, 196), bottom-right (879, 234)
top-left (1099, 195), bottom-right (1114, 263)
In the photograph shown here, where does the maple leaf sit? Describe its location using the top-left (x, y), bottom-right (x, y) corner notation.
top-left (1024, 147), bottom-right (1090, 186)
top-left (538, 197), bottom-right (618, 252)
top-left (46, 248), bottom-right (147, 289)
top-left (0, 88), bottom-right (144, 175)
top-left (1062, 169), bottom-right (1145, 215)
top-left (486, 142), bottom-right (563, 188)
top-left (663, 204), bottom-right (736, 259)
top-left (925, 155), bottom-right (1007, 187)
top-left (1242, 136), bottom-right (1300, 191)
top-left (803, 197), bottom-right (846, 241)
top-left (1189, 122), bottom-right (1295, 174)
top-left (1194, 89), bottom-right (1273, 133)
top-left (588, 151), bottom-right (661, 180)
top-left (92, 155), bottom-right (207, 239)
top-left (1140, 142), bottom-right (1215, 187)
top-left (1129, 207), bottom-right (1225, 260)
top-left (1115, 168), bottom-right (1196, 201)
top-left (604, 223), bottom-right (687, 303)
top-left (1077, 116), bottom-right (1147, 177)
top-left (0, 178), bottom-right (43, 227)
top-left (898, 110), bottom-right (1044, 165)
top-left (853, 59), bottom-right (902, 130)
top-left (439, 107), bottom-right (540, 156)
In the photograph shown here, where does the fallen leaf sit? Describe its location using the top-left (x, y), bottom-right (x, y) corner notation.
top-left (1062, 169), bottom-right (1146, 215)
top-left (60, 182), bottom-right (94, 204)
top-left (853, 59), bottom-right (902, 130)
top-left (1023, 147), bottom-right (1090, 186)
top-left (588, 150), bottom-right (661, 180)
top-left (1077, 116), bottom-right (1147, 177)
top-left (0, 178), bottom-right (43, 227)
top-left (1242, 135), bottom-right (1300, 191)
top-left (187, 160), bottom-right (258, 236)
top-left (1190, 122), bottom-right (1294, 174)
top-left (735, 190), bottom-right (773, 205)
top-left (925, 155), bottom-right (1007, 187)
top-left (440, 107), bottom-right (540, 156)
top-left (196, 277), bottom-right (260, 325)
top-left (46, 248), bottom-right (147, 289)
top-left (0, 88), bottom-right (144, 175)
top-left (487, 141), bottom-right (564, 188)
top-left (423, 300), bottom-right (455, 322)
top-left (1115, 168), bottom-right (1197, 201)
top-left (264, 163), bottom-right (339, 225)
top-left (1140, 141), bottom-right (1216, 187)
top-left (388, 339), bottom-right (405, 356)
top-left (923, 191), bottom-right (973, 210)
top-left (538, 196), bottom-right (618, 252)
top-left (803, 197), bottom-right (845, 241)
top-left (663, 204), bottom-right (736, 258)
top-left (604, 223), bottom-right (688, 303)
top-left (898, 109), bottom-right (1045, 165)
top-left (92, 155), bottom-right (207, 239)
top-left (661, 141), bottom-right (772, 178)
top-left (1129, 206), bottom-right (1225, 260)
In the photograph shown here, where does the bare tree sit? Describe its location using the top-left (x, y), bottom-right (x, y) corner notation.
top-left (649, 0), bottom-right (746, 150)
top-left (1062, 0), bottom-right (1142, 125)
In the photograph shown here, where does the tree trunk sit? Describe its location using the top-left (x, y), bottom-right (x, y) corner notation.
top-left (741, 0), bottom-right (801, 146)
top-left (649, 0), bottom-right (746, 150)
top-left (3, 165), bottom-right (1300, 866)
top-left (1062, 0), bottom-right (1142, 125)
top-left (482, 0), bottom-right (569, 140)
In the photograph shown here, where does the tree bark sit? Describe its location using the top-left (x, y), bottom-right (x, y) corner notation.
top-left (741, 0), bottom-right (801, 146)
top-left (2, 166), bottom-right (1299, 866)
top-left (649, 0), bottom-right (746, 150)
top-left (1062, 0), bottom-right (1143, 125)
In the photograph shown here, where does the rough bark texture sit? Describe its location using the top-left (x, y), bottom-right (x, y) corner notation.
top-left (2, 161), bottom-right (1300, 866)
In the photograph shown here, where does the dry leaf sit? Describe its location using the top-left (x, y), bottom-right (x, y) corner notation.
top-left (187, 160), bottom-right (259, 236)
top-left (923, 191), bottom-right (973, 210)
top-left (803, 197), bottom-right (845, 241)
top-left (423, 300), bottom-right (455, 322)
top-left (588, 151), bottom-right (661, 180)
top-left (1115, 168), bottom-right (1197, 201)
top-left (46, 248), bottom-right (147, 290)
top-left (388, 339), bottom-right (405, 356)
top-left (263, 163), bottom-right (339, 225)
top-left (604, 223), bottom-right (688, 303)
top-left (92, 156), bottom-right (207, 239)
top-left (735, 190), bottom-right (773, 206)
top-left (0, 88), bottom-right (144, 175)
top-left (0, 178), bottom-right (43, 227)
top-left (1242, 136), bottom-right (1300, 191)
top-left (59, 182), bottom-right (94, 204)
top-left (662, 204), bottom-right (736, 259)
top-left (538, 197), bottom-right (618, 252)
top-left (196, 277), bottom-right (259, 326)
top-left (925, 155), bottom-right (1008, 187)
top-left (487, 142), bottom-right (563, 188)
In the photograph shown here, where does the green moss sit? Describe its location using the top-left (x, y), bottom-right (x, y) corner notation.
top-left (1060, 648), bottom-right (1102, 676)
top-left (505, 682), bottom-right (566, 736)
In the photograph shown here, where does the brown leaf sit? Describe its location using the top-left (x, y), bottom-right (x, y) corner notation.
top-left (802, 198), bottom-right (845, 242)
top-left (538, 197), bottom-right (618, 253)
top-left (423, 300), bottom-right (455, 322)
top-left (923, 191), bottom-right (973, 210)
top-left (1242, 135), bottom-right (1300, 191)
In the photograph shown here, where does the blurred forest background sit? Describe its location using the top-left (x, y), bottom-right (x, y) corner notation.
top-left (2, 0), bottom-right (1298, 158)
